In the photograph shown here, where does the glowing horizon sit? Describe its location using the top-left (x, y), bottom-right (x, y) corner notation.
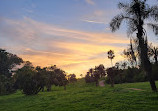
top-left (0, 0), bottom-right (157, 77)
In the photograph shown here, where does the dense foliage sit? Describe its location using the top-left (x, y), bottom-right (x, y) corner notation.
top-left (85, 64), bottom-right (106, 86)
top-left (14, 65), bottom-right (43, 95)
top-left (68, 74), bottom-right (77, 83)
top-left (14, 64), bottom-right (68, 95)
top-left (0, 49), bottom-right (23, 95)
top-left (0, 49), bottom-right (68, 95)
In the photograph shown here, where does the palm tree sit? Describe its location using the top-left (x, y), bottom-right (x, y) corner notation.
top-left (110, 0), bottom-right (158, 91)
top-left (107, 50), bottom-right (115, 67)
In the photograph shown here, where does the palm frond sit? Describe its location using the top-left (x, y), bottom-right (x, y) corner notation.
top-left (149, 6), bottom-right (158, 21)
top-left (118, 2), bottom-right (130, 10)
top-left (110, 14), bottom-right (124, 32)
top-left (127, 19), bottom-right (137, 36)
top-left (148, 23), bottom-right (158, 35)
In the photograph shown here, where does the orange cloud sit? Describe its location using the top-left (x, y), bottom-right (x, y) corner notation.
top-left (1, 17), bottom-right (129, 77)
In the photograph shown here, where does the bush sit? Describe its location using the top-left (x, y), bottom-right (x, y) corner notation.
top-left (0, 75), bottom-right (15, 95)
top-left (14, 66), bottom-right (43, 95)
top-left (68, 74), bottom-right (77, 83)
top-left (105, 67), bottom-right (149, 84)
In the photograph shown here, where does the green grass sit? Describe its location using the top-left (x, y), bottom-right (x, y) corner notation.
top-left (0, 79), bottom-right (158, 111)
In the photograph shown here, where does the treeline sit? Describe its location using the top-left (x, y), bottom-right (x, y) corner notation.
top-left (14, 62), bottom-right (68, 95)
top-left (0, 49), bottom-right (77, 95)
top-left (85, 39), bottom-right (158, 87)
top-left (106, 63), bottom-right (158, 85)
top-left (85, 63), bottom-right (158, 87)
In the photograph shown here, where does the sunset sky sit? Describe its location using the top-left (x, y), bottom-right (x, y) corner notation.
top-left (0, 0), bottom-right (158, 77)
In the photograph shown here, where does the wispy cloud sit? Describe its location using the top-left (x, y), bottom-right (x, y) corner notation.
top-left (85, 0), bottom-right (95, 5)
top-left (0, 17), bottom-right (128, 77)
top-left (82, 10), bottom-right (120, 25)
top-left (24, 9), bottom-right (34, 13)
top-left (82, 19), bottom-right (105, 24)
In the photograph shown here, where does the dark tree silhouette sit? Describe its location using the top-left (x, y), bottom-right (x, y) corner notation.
top-left (0, 49), bottom-right (23, 95)
top-left (106, 67), bottom-right (118, 87)
top-left (54, 68), bottom-right (68, 90)
top-left (14, 63), bottom-right (43, 95)
top-left (110, 0), bottom-right (158, 91)
top-left (85, 64), bottom-right (106, 86)
top-left (148, 44), bottom-right (158, 64)
top-left (80, 74), bottom-right (83, 78)
top-left (123, 39), bottom-right (138, 66)
top-left (0, 49), bottom-right (23, 77)
top-left (107, 50), bottom-right (115, 67)
top-left (94, 64), bottom-right (106, 86)
top-left (68, 74), bottom-right (77, 83)
top-left (115, 62), bottom-right (120, 69)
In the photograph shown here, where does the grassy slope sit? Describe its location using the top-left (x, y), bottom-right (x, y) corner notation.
top-left (0, 79), bottom-right (158, 111)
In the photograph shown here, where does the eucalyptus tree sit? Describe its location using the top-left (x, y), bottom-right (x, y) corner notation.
top-left (110, 0), bottom-right (158, 91)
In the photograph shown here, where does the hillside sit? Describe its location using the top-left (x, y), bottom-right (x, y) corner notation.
top-left (0, 79), bottom-right (158, 111)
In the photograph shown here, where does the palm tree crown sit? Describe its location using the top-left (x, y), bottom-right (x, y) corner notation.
top-left (110, 0), bottom-right (158, 91)
top-left (107, 50), bottom-right (115, 66)
top-left (110, 0), bottom-right (158, 35)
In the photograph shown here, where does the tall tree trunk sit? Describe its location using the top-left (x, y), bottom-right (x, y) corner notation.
top-left (64, 85), bottom-right (66, 90)
top-left (110, 77), bottom-right (114, 87)
top-left (47, 84), bottom-right (51, 92)
top-left (147, 63), bottom-right (157, 91)
top-left (137, 21), bottom-right (157, 92)
top-left (154, 55), bottom-right (158, 64)
top-left (111, 59), bottom-right (113, 67)
top-left (96, 79), bottom-right (99, 87)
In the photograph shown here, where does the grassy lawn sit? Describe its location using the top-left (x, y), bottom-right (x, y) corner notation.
top-left (0, 79), bottom-right (158, 111)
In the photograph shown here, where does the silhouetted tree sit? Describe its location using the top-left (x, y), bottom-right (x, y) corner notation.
top-left (0, 49), bottom-right (23, 95)
top-left (123, 39), bottom-right (138, 66)
top-left (121, 62), bottom-right (128, 69)
top-left (85, 72), bottom-right (91, 83)
top-left (110, 0), bottom-right (158, 91)
top-left (85, 64), bottom-right (106, 86)
top-left (107, 50), bottom-right (115, 67)
top-left (0, 75), bottom-right (15, 95)
top-left (44, 66), bottom-right (56, 91)
top-left (0, 49), bottom-right (23, 77)
top-left (106, 67), bottom-right (117, 87)
top-left (148, 44), bottom-right (158, 64)
top-left (68, 74), bottom-right (77, 83)
top-left (35, 66), bottom-right (46, 92)
top-left (80, 74), bottom-right (83, 78)
top-left (94, 64), bottom-right (106, 86)
top-left (115, 62), bottom-right (120, 69)
top-left (14, 63), bottom-right (43, 95)
top-left (54, 68), bottom-right (68, 90)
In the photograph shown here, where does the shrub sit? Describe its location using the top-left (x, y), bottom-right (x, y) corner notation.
top-left (0, 75), bottom-right (15, 95)
top-left (14, 66), bottom-right (43, 95)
